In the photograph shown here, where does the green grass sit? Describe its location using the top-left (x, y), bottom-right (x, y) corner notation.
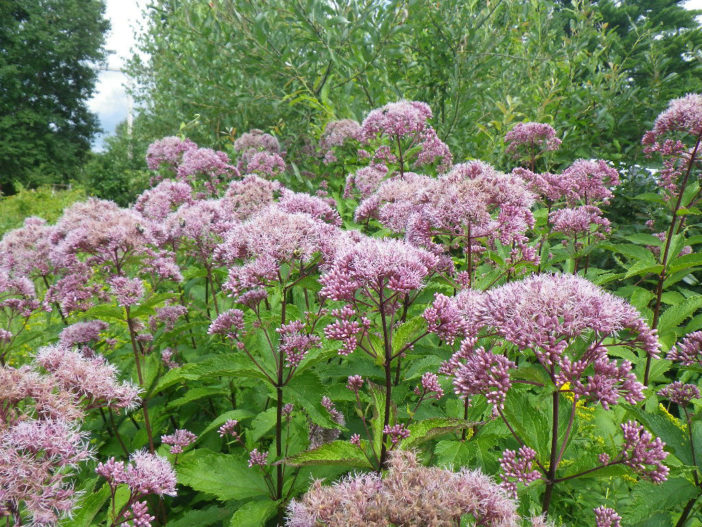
top-left (0, 184), bottom-right (86, 235)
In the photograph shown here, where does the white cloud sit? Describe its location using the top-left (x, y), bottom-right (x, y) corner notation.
top-left (89, 0), bottom-right (143, 150)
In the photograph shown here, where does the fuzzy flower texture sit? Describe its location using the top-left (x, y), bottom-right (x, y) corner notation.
top-left (427, 274), bottom-right (659, 414)
top-left (287, 450), bottom-right (525, 527)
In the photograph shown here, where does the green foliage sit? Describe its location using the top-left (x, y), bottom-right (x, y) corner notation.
top-left (127, 0), bottom-right (656, 168)
top-left (0, 184), bottom-right (86, 235)
top-left (0, 0), bottom-right (109, 193)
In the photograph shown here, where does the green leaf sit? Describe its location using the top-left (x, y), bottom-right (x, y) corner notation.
top-left (286, 371), bottom-right (341, 429)
top-left (634, 192), bottom-right (665, 205)
top-left (228, 499), bottom-right (278, 527)
top-left (156, 354), bottom-right (269, 392)
top-left (624, 261), bottom-right (662, 279)
top-left (392, 315), bottom-right (426, 354)
top-left (502, 390), bottom-right (550, 460)
top-left (285, 440), bottom-right (373, 469)
top-left (167, 505), bottom-right (234, 527)
top-left (80, 304), bottom-right (125, 323)
top-left (400, 418), bottom-right (474, 448)
top-left (250, 407), bottom-right (277, 442)
top-left (167, 387), bottom-right (229, 409)
top-left (625, 233), bottom-right (662, 246)
top-left (177, 449), bottom-right (268, 501)
top-left (623, 478), bottom-right (697, 524)
top-left (658, 295), bottom-right (702, 335)
top-left (602, 242), bottom-right (655, 263)
top-left (434, 440), bottom-right (474, 467)
top-left (61, 480), bottom-right (110, 527)
top-left (667, 252), bottom-right (702, 274)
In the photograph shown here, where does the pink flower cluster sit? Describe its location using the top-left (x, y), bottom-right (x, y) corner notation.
top-left (426, 274), bottom-right (659, 412)
top-left (320, 237), bottom-right (438, 301)
top-left (360, 100), bottom-right (452, 171)
top-left (218, 419), bottom-right (239, 438)
top-left (96, 451), bottom-right (177, 527)
top-left (36, 344), bottom-right (141, 410)
top-left (618, 421), bottom-right (669, 483)
top-left (319, 119), bottom-right (362, 163)
top-left (233, 129), bottom-right (285, 177)
top-left (642, 94), bottom-right (702, 193)
top-left (177, 147), bottom-right (239, 193)
top-left (344, 164), bottom-right (389, 199)
top-left (548, 205), bottom-right (611, 239)
top-left (161, 429), bottom-right (197, 454)
top-left (594, 506), bottom-right (621, 527)
top-left (0, 216), bottom-right (56, 278)
top-left (58, 320), bottom-right (109, 347)
top-left (278, 320), bottom-right (320, 368)
top-left (146, 136), bottom-right (239, 193)
top-left (208, 308), bottom-right (246, 340)
top-left (286, 450), bottom-right (521, 527)
top-left (355, 161), bottom-right (536, 266)
top-left (0, 343), bottom-right (137, 525)
top-left (667, 331), bottom-right (702, 366)
top-left (382, 424), bottom-right (410, 445)
top-left (453, 345), bottom-right (515, 414)
top-left (146, 136), bottom-right (197, 171)
top-left (248, 448), bottom-right (268, 467)
top-left (215, 204), bottom-right (341, 302)
top-left (499, 446), bottom-right (542, 497)
top-left (658, 382), bottom-right (700, 406)
top-left (505, 122), bottom-right (561, 160)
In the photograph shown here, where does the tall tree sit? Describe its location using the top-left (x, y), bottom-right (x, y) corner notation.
top-left (0, 0), bottom-right (109, 194)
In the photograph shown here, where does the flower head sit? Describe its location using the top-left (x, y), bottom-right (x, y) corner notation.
top-left (36, 345), bottom-right (141, 410)
top-left (594, 506), bottom-right (621, 527)
top-left (286, 450), bottom-right (520, 527)
top-left (161, 429), bottom-right (197, 454)
top-left (248, 448), bottom-right (268, 468)
top-left (505, 122), bottom-right (561, 160)
top-left (668, 331), bottom-right (702, 366)
top-left (499, 446), bottom-right (542, 497)
top-left (618, 421), bottom-right (669, 483)
top-left (146, 136), bottom-right (197, 172)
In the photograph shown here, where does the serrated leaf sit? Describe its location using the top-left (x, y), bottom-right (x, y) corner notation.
top-left (167, 505), bottom-right (234, 527)
top-left (177, 449), bottom-right (268, 501)
top-left (285, 440), bottom-right (373, 469)
top-left (392, 316), bottom-right (426, 354)
top-left (623, 478), bottom-right (697, 524)
top-left (634, 192), bottom-right (665, 204)
top-left (658, 295), bottom-right (702, 335)
top-left (167, 387), bottom-right (229, 409)
top-left (602, 242), bottom-right (656, 263)
top-left (61, 480), bottom-right (110, 527)
top-left (625, 261), bottom-right (662, 279)
top-left (250, 407), bottom-right (277, 442)
top-left (668, 252), bottom-right (702, 274)
top-left (434, 440), bottom-right (474, 467)
top-left (400, 418), bottom-right (474, 448)
top-left (156, 354), bottom-right (269, 392)
top-left (228, 499), bottom-right (278, 527)
top-left (625, 233), bottom-right (662, 246)
top-left (286, 371), bottom-right (342, 429)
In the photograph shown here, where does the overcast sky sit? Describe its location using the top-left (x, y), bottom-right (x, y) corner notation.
top-left (87, 0), bottom-right (702, 151)
top-left (88, 0), bottom-right (143, 150)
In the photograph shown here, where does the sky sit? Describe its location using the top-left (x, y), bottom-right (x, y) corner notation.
top-left (88, 0), bottom-right (144, 150)
top-left (88, 0), bottom-right (702, 151)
